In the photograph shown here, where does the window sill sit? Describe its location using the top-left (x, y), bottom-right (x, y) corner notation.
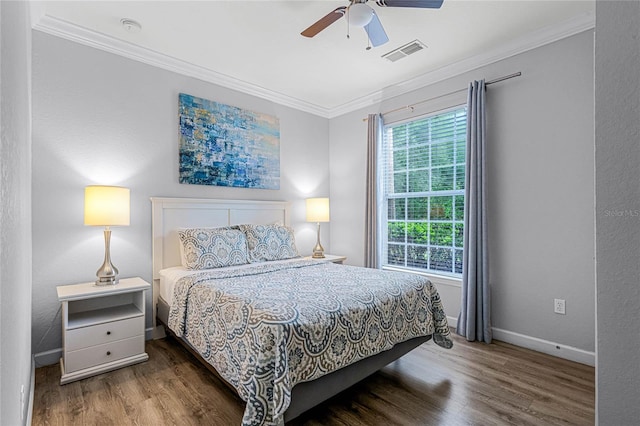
top-left (381, 266), bottom-right (462, 288)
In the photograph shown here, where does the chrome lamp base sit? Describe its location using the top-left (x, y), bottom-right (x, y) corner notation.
top-left (312, 222), bottom-right (325, 259)
top-left (95, 227), bottom-right (119, 286)
top-left (96, 276), bottom-right (119, 286)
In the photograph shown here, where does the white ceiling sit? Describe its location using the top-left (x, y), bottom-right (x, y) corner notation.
top-left (32, 1), bottom-right (594, 118)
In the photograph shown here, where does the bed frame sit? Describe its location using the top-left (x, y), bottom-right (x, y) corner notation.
top-left (150, 197), bottom-right (431, 422)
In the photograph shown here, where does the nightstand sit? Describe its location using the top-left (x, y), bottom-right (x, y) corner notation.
top-left (57, 277), bottom-right (150, 384)
top-left (305, 254), bottom-right (347, 264)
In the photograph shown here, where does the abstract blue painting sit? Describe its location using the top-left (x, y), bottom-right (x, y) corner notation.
top-left (179, 93), bottom-right (280, 189)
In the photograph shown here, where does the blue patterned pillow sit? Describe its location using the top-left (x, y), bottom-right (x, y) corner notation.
top-left (239, 224), bottom-right (299, 262)
top-left (177, 227), bottom-right (249, 270)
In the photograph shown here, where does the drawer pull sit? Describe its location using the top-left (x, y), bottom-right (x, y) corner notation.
top-left (106, 351), bottom-right (111, 356)
top-left (106, 331), bottom-right (111, 335)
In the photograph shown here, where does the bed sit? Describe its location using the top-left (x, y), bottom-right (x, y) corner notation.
top-left (151, 197), bottom-right (452, 426)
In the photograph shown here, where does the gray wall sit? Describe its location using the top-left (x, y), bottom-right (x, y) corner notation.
top-left (31, 32), bottom-right (330, 361)
top-left (23, 4), bottom-right (640, 420)
top-left (329, 30), bottom-right (595, 356)
top-left (595, 1), bottom-right (640, 422)
top-left (0, 1), bottom-right (33, 424)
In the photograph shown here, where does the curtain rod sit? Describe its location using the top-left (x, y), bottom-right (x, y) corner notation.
top-left (362, 71), bottom-right (521, 121)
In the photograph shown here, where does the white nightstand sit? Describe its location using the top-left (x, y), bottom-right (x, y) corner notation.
top-left (305, 254), bottom-right (347, 264)
top-left (57, 277), bottom-right (150, 384)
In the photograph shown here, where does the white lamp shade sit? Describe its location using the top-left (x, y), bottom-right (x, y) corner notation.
top-left (306, 198), bottom-right (330, 223)
top-left (84, 185), bottom-right (130, 226)
top-left (348, 3), bottom-right (374, 28)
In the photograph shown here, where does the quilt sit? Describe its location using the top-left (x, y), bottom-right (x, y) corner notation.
top-left (168, 259), bottom-right (452, 425)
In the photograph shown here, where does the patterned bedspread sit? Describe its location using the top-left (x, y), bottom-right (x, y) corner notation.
top-left (168, 259), bottom-right (452, 426)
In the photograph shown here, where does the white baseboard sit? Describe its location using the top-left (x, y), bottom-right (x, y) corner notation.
top-left (34, 348), bottom-right (62, 368)
top-left (491, 327), bottom-right (595, 366)
top-left (448, 318), bottom-right (594, 366)
top-left (26, 357), bottom-right (35, 426)
top-left (447, 315), bottom-right (458, 328)
top-left (146, 327), bottom-right (155, 340)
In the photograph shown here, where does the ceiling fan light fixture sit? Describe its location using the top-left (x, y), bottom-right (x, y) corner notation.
top-left (348, 3), bottom-right (374, 28)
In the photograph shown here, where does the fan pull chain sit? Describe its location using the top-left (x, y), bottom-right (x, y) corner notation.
top-left (346, 11), bottom-right (350, 39)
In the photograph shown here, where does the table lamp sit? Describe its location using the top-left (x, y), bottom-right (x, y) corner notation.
top-left (84, 185), bottom-right (130, 285)
top-left (306, 197), bottom-right (330, 258)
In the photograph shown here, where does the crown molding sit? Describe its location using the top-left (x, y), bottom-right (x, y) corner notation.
top-left (31, 14), bottom-right (333, 118)
top-left (31, 11), bottom-right (594, 119)
top-left (329, 11), bottom-right (595, 117)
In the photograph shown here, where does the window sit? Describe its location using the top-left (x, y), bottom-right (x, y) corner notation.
top-left (380, 106), bottom-right (467, 276)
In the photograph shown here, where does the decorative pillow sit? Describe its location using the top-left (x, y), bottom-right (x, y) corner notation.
top-left (177, 227), bottom-right (249, 270)
top-left (239, 224), bottom-right (299, 262)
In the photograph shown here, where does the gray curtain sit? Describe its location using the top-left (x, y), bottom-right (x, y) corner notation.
top-left (457, 80), bottom-right (491, 343)
top-left (365, 113), bottom-right (383, 268)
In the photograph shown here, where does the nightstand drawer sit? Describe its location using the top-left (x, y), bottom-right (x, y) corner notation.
top-left (65, 335), bottom-right (145, 373)
top-left (66, 315), bottom-right (144, 351)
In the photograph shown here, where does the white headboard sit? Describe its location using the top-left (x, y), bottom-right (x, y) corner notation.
top-left (151, 197), bottom-right (290, 278)
top-left (150, 197), bottom-right (290, 328)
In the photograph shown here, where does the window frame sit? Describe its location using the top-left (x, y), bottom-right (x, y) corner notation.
top-left (378, 104), bottom-right (467, 279)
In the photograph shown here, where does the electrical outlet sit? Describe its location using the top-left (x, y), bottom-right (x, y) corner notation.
top-left (554, 298), bottom-right (566, 315)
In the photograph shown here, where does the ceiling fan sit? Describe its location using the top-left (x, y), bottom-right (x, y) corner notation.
top-left (301, 0), bottom-right (444, 48)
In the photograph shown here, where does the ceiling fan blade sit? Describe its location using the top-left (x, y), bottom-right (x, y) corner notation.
top-left (364, 12), bottom-right (389, 47)
top-left (301, 6), bottom-right (347, 38)
top-left (375, 0), bottom-right (444, 8)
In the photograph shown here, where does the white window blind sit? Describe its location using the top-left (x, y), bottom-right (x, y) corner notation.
top-left (380, 105), bottom-right (467, 276)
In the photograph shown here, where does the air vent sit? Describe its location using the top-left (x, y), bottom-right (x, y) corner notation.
top-left (382, 40), bottom-right (427, 62)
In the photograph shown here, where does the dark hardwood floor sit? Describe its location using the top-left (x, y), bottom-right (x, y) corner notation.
top-left (32, 333), bottom-right (594, 425)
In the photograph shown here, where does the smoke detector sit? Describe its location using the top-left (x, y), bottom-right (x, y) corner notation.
top-left (120, 18), bottom-right (142, 33)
